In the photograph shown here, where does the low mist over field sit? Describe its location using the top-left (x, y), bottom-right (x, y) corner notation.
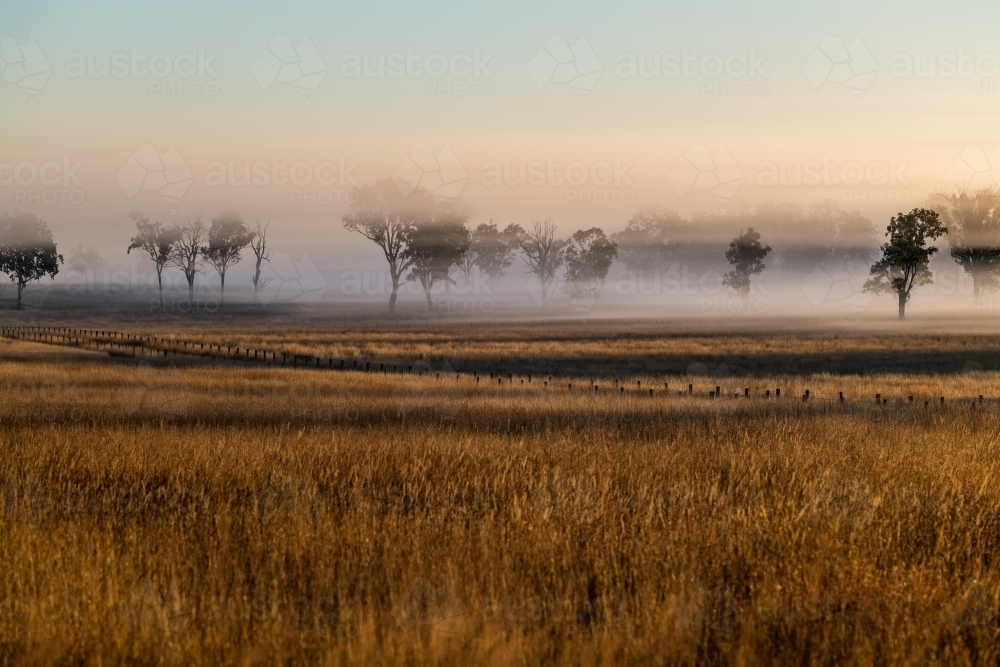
top-left (4, 1), bottom-right (1000, 322)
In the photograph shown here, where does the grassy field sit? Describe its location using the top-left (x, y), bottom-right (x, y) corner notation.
top-left (2, 328), bottom-right (1000, 665)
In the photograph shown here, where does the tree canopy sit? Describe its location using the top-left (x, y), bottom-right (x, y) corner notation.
top-left (723, 227), bottom-right (771, 298)
top-left (0, 211), bottom-right (63, 309)
top-left (863, 208), bottom-right (947, 320)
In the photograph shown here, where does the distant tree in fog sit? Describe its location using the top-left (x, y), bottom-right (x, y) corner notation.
top-left (250, 218), bottom-right (271, 305)
top-left (127, 212), bottom-right (180, 309)
top-left (723, 228), bottom-right (771, 299)
top-left (519, 218), bottom-right (565, 306)
top-left (202, 210), bottom-right (254, 306)
top-left (938, 188), bottom-right (1000, 305)
top-left (829, 208), bottom-right (879, 264)
top-left (563, 227), bottom-right (618, 305)
top-left (0, 211), bottom-right (63, 310)
top-left (168, 218), bottom-right (206, 303)
top-left (404, 214), bottom-right (471, 312)
top-left (343, 178), bottom-right (434, 314)
top-left (863, 208), bottom-right (947, 320)
top-left (611, 206), bottom-right (684, 275)
top-left (458, 220), bottom-right (523, 282)
top-left (67, 245), bottom-right (106, 273)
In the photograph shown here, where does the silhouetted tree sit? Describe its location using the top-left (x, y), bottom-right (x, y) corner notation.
top-left (127, 212), bottom-right (180, 309)
top-left (203, 210), bottom-right (254, 305)
top-left (611, 206), bottom-right (684, 275)
top-left (404, 214), bottom-right (471, 312)
top-left (460, 220), bottom-right (523, 281)
top-left (0, 211), bottom-right (62, 310)
top-left (723, 228), bottom-right (771, 299)
top-left (863, 208), bottom-right (948, 320)
top-left (168, 217), bottom-right (206, 303)
top-left (563, 228), bottom-right (618, 306)
top-left (519, 218), bottom-right (565, 306)
top-left (939, 188), bottom-right (1000, 305)
top-left (250, 218), bottom-right (271, 305)
top-left (343, 178), bottom-right (434, 313)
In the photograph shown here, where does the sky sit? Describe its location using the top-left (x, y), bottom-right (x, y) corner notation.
top-left (3, 0), bottom-right (1000, 301)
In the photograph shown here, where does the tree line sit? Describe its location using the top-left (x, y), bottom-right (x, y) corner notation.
top-left (0, 185), bottom-right (998, 318)
top-left (342, 178), bottom-right (620, 312)
top-left (125, 211), bottom-right (269, 308)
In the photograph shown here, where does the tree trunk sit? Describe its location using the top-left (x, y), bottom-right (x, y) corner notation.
top-left (16, 280), bottom-right (23, 310)
top-left (156, 267), bottom-right (164, 310)
top-left (898, 290), bottom-right (906, 320)
top-left (974, 273), bottom-right (981, 308)
top-left (220, 272), bottom-right (225, 306)
top-left (424, 284), bottom-right (433, 312)
top-left (253, 261), bottom-right (261, 305)
top-left (188, 277), bottom-right (195, 303)
top-left (389, 283), bottom-right (398, 314)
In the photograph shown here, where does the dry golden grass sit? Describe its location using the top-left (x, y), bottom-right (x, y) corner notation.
top-left (1, 333), bottom-right (1000, 665)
